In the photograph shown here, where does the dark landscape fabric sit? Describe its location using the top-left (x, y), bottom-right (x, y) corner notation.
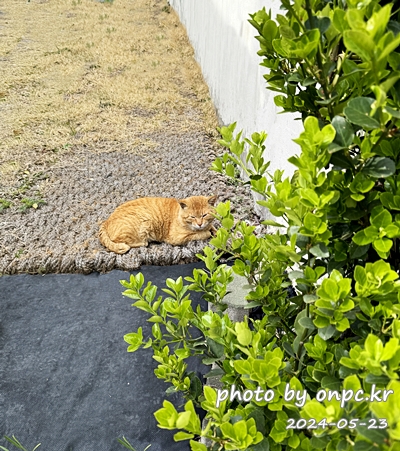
top-left (0, 263), bottom-right (207, 451)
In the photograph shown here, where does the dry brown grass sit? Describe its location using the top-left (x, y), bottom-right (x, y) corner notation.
top-left (0, 0), bottom-right (218, 187)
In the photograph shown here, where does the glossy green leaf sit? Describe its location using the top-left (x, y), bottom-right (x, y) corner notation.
top-left (318, 325), bottom-right (336, 340)
top-left (321, 376), bottom-right (341, 391)
top-left (370, 207), bottom-right (392, 229)
top-left (331, 116), bottom-right (354, 148)
top-left (362, 157), bottom-right (396, 178)
top-left (309, 243), bottom-right (329, 258)
top-left (353, 228), bottom-right (377, 245)
top-left (343, 97), bottom-right (380, 129)
top-left (305, 16), bottom-right (331, 34)
top-left (343, 30), bottom-right (375, 62)
top-left (190, 441), bottom-right (208, 451)
top-left (373, 237), bottom-right (393, 254)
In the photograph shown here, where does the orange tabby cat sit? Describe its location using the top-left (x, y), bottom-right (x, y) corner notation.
top-left (99, 195), bottom-right (217, 254)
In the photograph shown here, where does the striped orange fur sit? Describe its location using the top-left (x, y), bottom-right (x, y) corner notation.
top-left (99, 195), bottom-right (217, 254)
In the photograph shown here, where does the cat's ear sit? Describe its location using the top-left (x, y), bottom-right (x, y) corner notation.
top-left (179, 201), bottom-right (188, 209)
top-left (207, 195), bottom-right (217, 206)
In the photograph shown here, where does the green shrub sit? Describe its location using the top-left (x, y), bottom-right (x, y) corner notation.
top-left (121, 0), bottom-right (400, 450)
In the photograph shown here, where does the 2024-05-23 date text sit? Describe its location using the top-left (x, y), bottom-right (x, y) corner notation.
top-left (286, 418), bottom-right (388, 430)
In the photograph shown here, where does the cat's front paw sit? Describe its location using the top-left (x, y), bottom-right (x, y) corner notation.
top-left (193, 230), bottom-right (212, 241)
top-left (210, 225), bottom-right (217, 236)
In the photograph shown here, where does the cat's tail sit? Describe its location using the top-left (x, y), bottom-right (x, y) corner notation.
top-left (98, 223), bottom-right (130, 254)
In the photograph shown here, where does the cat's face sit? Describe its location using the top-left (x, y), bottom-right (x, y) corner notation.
top-left (179, 195), bottom-right (217, 231)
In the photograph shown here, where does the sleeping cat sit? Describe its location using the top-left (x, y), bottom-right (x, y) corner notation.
top-left (99, 195), bottom-right (217, 254)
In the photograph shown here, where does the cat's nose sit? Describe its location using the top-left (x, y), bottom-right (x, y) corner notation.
top-left (196, 220), bottom-right (203, 227)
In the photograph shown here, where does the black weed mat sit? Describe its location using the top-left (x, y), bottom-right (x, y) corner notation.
top-left (0, 262), bottom-right (208, 451)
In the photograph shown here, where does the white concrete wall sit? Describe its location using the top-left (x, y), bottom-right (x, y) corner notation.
top-left (170, 0), bottom-right (303, 217)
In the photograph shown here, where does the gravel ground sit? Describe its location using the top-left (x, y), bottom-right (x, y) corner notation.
top-left (0, 130), bottom-right (256, 274)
